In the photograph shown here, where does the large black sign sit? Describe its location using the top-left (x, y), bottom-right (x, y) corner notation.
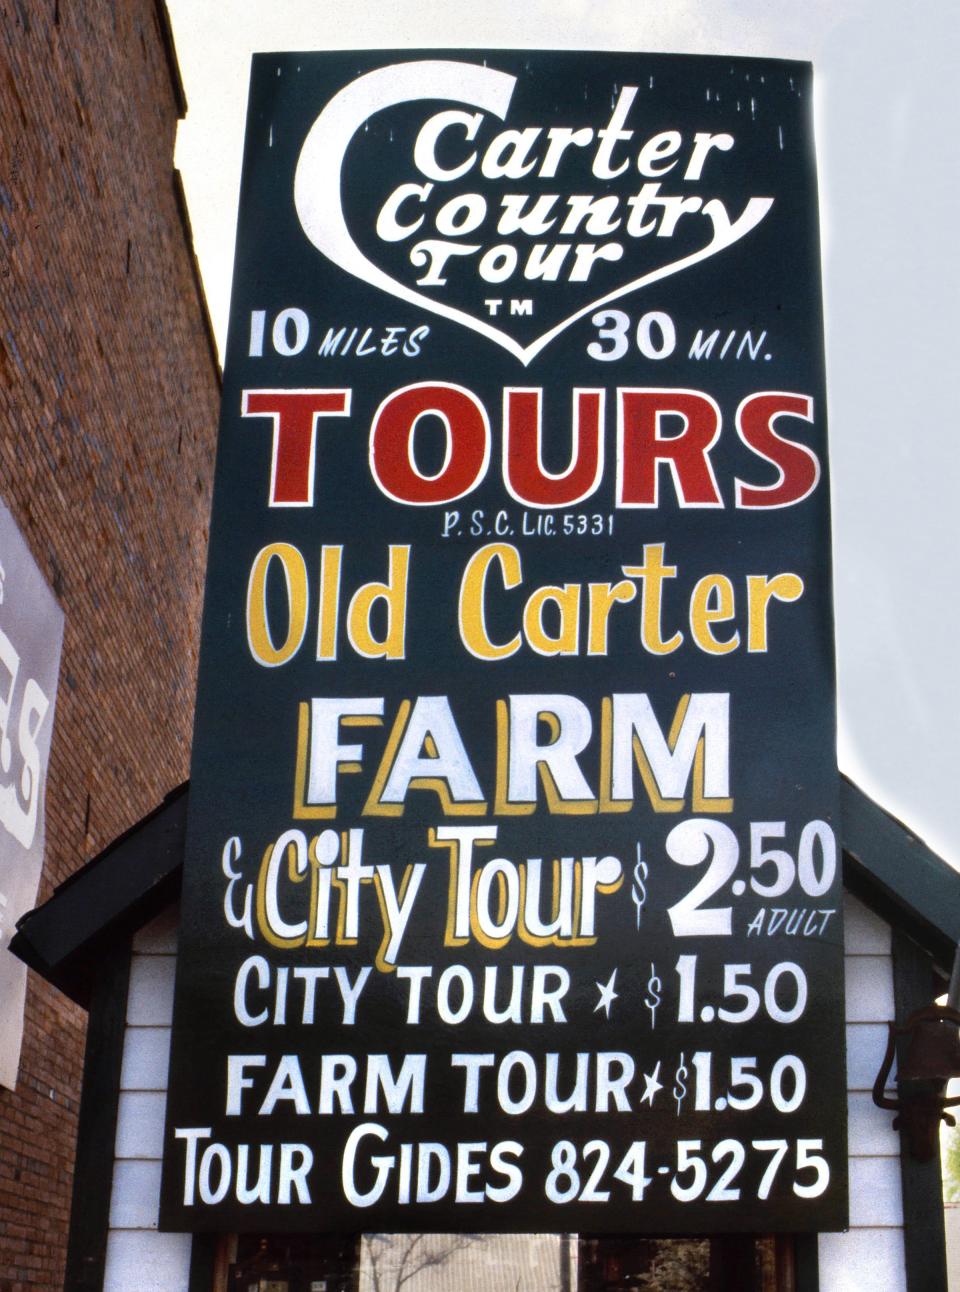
top-left (161, 51), bottom-right (846, 1234)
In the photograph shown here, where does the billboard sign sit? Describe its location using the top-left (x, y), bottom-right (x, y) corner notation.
top-left (162, 50), bottom-right (846, 1233)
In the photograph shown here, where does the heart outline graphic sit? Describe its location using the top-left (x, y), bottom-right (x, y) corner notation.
top-left (294, 60), bottom-right (774, 367)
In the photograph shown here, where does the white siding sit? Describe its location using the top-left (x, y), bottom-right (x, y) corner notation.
top-left (819, 1228), bottom-right (906, 1291)
top-left (846, 1022), bottom-right (894, 1091)
top-left (125, 955), bottom-right (176, 1026)
top-left (115, 1091), bottom-right (167, 1160)
top-left (843, 895), bottom-right (892, 956)
top-left (102, 906), bottom-right (191, 1292)
top-left (844, 956), bottom-right (896, 1022)
top-left (846, 1090), bottom-right (899, 1157)
top-left (818, 893), bottom-right (906, 1291)
top-left (102, 1231), bottom-right (193, 1292)
top-left (109, 1160), bottom-right (163, 1229)
top-left (119, 1026), bottom-right (172, 1091)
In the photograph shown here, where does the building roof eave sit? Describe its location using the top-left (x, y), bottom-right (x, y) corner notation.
top-left (11, 783), bottom-right (187, 1008)
top-left (840, 774), bottom-right (960, 976)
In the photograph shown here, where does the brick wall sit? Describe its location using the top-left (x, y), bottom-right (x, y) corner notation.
top-left (0, 3), bottom-right (219, 1288)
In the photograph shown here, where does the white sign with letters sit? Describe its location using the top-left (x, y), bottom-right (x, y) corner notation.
top-left (0, 498), bottom-right (63, 1088)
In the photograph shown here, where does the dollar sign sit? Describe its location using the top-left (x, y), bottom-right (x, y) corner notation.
top-left (631, 842), bottom-right (648, 930)
top-left (673, 1052), bottom-right (688, 1116)
top-left (644, 962), bottom-right (662, 1028)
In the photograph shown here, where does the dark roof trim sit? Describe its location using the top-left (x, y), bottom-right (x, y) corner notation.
top-left (11, 784), bottom-right (187, 1007)
top-left (154, 0), bottom-right (188, 118)
top-left (12, 777), bottom-right (960, 1007)
top-left (840, 774), bottom-right (960, 975)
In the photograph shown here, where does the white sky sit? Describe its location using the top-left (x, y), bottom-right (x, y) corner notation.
top-left (167, 0), bottom-right (960, 868)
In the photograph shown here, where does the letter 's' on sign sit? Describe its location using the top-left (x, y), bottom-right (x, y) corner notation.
top-left (161, 51), bottom-right (847, 1234)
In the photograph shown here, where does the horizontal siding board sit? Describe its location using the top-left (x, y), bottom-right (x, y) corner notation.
top-left (132, 905), bottom-right (180, 955)
top-left (847, 1090), bottom-right (900, 1157)
top-left (844, 893), bottom-right (892, 956)
top-left (819, 1228), bottom-right (906, 1291)
top-left (126, 954), bottom-right (176, 1026)
top-left (848, 1155), bottom-right (903, 1227)
top-left (120, 1025), bottom-right (172, 1092)
top-left (847, 1022), bottom-right (894, 1091)
top-left (115, 1090), bottom-right (167, 1160)
top-left (845, 954), bottom-right (895, 1023)
top-left (103, 1229), bottom-right (193, 1292)
top-left (109, 1159), bottom-right (162, 1229)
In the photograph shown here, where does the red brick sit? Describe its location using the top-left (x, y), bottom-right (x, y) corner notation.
top-left (0, 3), bottom-right (219, 1287)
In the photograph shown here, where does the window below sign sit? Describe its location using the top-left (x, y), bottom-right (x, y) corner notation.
top-left (226, 1232), bottom-right (791, 1292)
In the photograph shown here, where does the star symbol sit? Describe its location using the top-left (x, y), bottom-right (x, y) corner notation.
top-left (594, 969), bottom-right (619, 1018)
top-left (640, 1061), bottom-right (663, 1106)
